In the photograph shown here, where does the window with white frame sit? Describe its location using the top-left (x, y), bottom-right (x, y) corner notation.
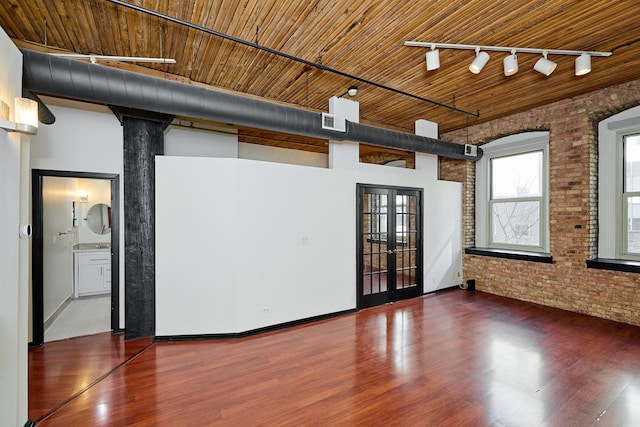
top-left (476, 132), bottom-right (550, 253)
top-left (598, 105), bottom-right (640, 262)
top-left (623, 133), bottom-right (640, 257)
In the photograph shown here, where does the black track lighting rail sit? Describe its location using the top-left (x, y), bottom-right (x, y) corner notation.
top-left (104, 0), bottom-right (479, 118)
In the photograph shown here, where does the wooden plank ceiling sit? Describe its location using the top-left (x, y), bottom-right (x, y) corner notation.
top-left (1, 0), bottom-right (639, 154)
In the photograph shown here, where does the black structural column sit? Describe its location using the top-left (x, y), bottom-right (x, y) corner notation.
top-left (112, 107), bottom-right (173, 340)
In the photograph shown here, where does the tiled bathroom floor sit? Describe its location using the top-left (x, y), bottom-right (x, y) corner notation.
top-left (45, 295), bottom-right (111, 342)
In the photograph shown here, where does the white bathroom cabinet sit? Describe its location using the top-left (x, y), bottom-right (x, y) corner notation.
top-left (73, 250), bottom-right (111, 298)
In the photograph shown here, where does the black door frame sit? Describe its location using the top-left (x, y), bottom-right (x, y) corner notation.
top-left (31, 169), bottom-right (120, 346)
top-left (356, 184), bottom-right (423, 309)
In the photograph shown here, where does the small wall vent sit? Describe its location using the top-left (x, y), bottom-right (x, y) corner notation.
top-left (321, 113), bottom-right (346, 132)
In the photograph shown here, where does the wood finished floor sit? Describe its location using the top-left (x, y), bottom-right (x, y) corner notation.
top-left (30, 290), bottom-right (640, 426)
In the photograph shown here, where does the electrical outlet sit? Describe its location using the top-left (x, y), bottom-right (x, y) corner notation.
top-left (457, 271), bottom-right (461, 277)
top-left (262, 307), bottom-right (269, 313)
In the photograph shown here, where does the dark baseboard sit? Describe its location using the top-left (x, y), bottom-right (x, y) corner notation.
top-left (154, 308), bottom-right (358, 342)
top-left (424, 285), bottom-right (462, 295)
top-left (24, 419), bottom-right (36, 427)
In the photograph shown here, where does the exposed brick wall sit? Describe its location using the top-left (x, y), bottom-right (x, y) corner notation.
top-left (360, 151), bottom-right (415, 168)
top-left (440, 78), bottom-right (640, 326)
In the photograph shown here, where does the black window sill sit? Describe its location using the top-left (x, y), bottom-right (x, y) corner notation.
top-left (586, 258), bottom-right (640, 273)
top-left (465, 247), bottom-right (553, 263)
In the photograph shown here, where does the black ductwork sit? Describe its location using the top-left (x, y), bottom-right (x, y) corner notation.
top-left (23, 89), bottom-right (55, 125)
top-left (21, 49), bottom-right (481, 160)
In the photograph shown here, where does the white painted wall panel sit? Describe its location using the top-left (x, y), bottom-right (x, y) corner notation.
top-left (155, 156), bottom-right (462, 336)
top-left (0, 27), bottom-right (28, 427)
top-left (424, 180), bottom-right (463, 292)
top-left (165, 125), bottom-right (238, 158)
top-left (30, 99), bottom-right (126, 327)
top-left (233, 160), bottom-right (354, 332)
top-left (42, 176), bottom-right (76, 321)
top-left (155, 157), bottom-right (239, 334)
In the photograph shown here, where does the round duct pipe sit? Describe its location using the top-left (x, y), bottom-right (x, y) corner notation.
top-left (20, 49), bottom-right (481, 161)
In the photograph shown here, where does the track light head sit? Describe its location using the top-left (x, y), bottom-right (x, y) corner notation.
top-left (533, 52), bottom-right (557, 76)
top-left (426, 44), bottom-right (440, 71)
top-left (503, 50), bottom-right (518, 76)
top-left (469, 49), bottom-right (490, 74)
top-left (575, 53), bottom-right (591, 76)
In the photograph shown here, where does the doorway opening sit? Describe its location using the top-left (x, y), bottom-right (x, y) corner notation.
top-left (357, 184), bottom-right (423, 309)
top-left (31, 169), bottom-right (120, 346)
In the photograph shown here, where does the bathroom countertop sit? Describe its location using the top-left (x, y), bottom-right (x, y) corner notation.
top-left (73, 243), bottom-right (111, 252)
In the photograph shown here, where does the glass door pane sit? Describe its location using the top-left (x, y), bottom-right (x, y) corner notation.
top-left (362, 192), bottom-right (389, 300)
top-left (393, 192), bottom-right (420, 300)
top-left (358, 186), bottom-right (422, 308)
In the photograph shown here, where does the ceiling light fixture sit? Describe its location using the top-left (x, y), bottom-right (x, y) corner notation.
top-left (533, 51), bottom-right (557, 76)
top-left (503, 50), bottom-right (519, 76)
top-left (575, 53), bottom-right (592, 76)
top-left (469, 48), bottom-right (490, 74)
top-left (338, 85), bottom-right (358, 97)
top-left (425, 44), bottom-right (440, 71)
top-left (405, 41), bottom-right (611, 77)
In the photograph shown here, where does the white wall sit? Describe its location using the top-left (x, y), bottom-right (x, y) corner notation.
top-left (28, 98), bottom-right (342, 332)
top-left (424, 180), bottom-right (463, 291)
top-left (0, 26), bottom-right (29, 427)
top-left (28, 88), bottom-right (462, 341)
top-left (156, 155), bottom-right (462, 336)
top-left (31, 98), bottom-right (125, 327)
top-left (165, 124), bottom-right (238, 158)
top-left (42, 176), bottom-right (76, 321)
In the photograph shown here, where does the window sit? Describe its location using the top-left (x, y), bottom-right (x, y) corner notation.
top-left (622, 132), bottom-right (640, 258)
top-left (490, 150), bottom-right (543, 248)
top-left (597, 105), bottom-right (640, 263)
top-left (476, 132), bottom-right (549, 253)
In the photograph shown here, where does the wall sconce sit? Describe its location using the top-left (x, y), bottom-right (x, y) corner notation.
top-left (0, 97), bottom-right (38, 135)
top-left (78, 191), bottom-right (89, 203)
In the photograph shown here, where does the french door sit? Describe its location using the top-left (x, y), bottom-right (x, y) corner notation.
top-left (357, 185), bottom-right (423, 309)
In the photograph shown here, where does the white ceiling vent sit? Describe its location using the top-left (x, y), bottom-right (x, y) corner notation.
top-left (321, 113), bottom-right (346, 132)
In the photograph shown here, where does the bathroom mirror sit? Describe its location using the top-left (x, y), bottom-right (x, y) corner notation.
top-left (86, 203), bottom-right (111, 235)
